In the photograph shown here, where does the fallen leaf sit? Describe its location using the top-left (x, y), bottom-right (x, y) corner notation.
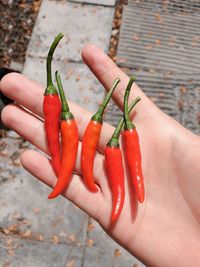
top-left (145, 45), bottom-right (153, 50)
top-left (114, 248), bottom-right (121, 257)
top-left (132, 34), bottom-right (139, 41)
top-left (68, 234), bottom-right (76, 243)
top-left (21, 230), bottom-right (32, 238)
top-left (178, 100), bottom-right (184, 110)
top-left (8, 224), bottom-right (19, 234)
top-left (86, 239), bottom-right (94, 247)
top-left (87, 222), bottom-right (95, 232)
top-left (149, 96), bottom-right (157, 103)
top-left (2, 260), bottom-right (11, 267)
top-left (155, 13), bottom-right (163, 23)
top-left (36, 234), bottom-right (44, 241)
top-left (52, 235), bottom-right (59, 244)
top-left (59, 230), bottom-right (67, 237)
top-left (76, 75), bottom-right (80, 82)
top-left (66, 259), bottom-right (75, 267)
top-left (179, 86), bottom-right (187, 94)
top-left (3, 228), bottom-right (10, 235)
top-left (155, 39), bottom-right (161, 45)
top-left (21, 219), bottom-right (32, 226)
top-left (12, 212), bottom-right (21, 219)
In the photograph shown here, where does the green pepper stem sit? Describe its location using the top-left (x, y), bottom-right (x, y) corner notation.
top-left (45, 33), bottom-right (64, 94)
top-left (55, 71), bottom-right (74, 121)
top-left (55, 71), bottom-right (69, 113)
top-left (124, 76), bottom-right (136, 130)
top-left (107, 96), bottom-right (141, 147)
top-left (91, 78), bottom-right (120, 123)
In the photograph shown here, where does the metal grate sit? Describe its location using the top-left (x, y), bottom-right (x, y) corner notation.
top-left (105, 0), bottom-right (200, 133)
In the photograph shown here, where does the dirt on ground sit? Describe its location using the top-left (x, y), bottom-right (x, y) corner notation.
top-left (0, 0), bottom-right (42, 68)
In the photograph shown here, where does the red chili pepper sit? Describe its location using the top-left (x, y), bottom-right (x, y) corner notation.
top-left (43, 33), bottom-right (63, 176)
top-left (81, 78), bottom-right (120, 192)
top-left (48, 72), bottom-right (79, 199)
top-left (105, 95), bottom-right (141, 224)
top-left (123, 77), bottom-right (145, 203)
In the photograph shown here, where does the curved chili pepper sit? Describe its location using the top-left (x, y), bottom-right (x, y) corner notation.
top-left (123, 77), bottom-right (145, 203)
top-left (43, 33), bottom-right (63, 176)
top-left (48, 72), bottom-right (79, 199)
top-left (105, 96), bottom-right (141, 224)
top-left (81, 78), bottom-right (120, 192)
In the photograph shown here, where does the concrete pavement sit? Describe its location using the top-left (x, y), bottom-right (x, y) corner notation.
top-left (0, 0), bottom-right (144, 267)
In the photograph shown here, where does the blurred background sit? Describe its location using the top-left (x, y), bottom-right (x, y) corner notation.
top-left (0, 0), bottom-right (199, 266)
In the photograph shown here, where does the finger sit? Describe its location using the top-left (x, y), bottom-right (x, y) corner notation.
top-left (82, 45), bottom-right (158, 121)
top-left (0, 73), bottom-right (115, 149)
top-left (20, 149), bottom-right (107, 223)
top-left (1, 104), bottom-right (110, 192)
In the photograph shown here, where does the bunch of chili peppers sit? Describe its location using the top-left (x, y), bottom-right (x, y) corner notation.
top-left (43, 33), bottom-right (145, 224)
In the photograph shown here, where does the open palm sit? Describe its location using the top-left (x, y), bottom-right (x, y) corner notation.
top-left (1, 45), bottom-right (200, 267)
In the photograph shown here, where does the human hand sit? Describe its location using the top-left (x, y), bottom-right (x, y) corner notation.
top-left (1, 45), bottom-right (200, 267)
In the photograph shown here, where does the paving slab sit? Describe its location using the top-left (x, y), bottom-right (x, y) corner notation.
top-left (23, 56), bottom-right (105, 113)
top-left (27, 0), bottom-right (114, 62)
top-left (0, 235), bottom-right (83, 267)
top-left (104, 98), bottom-right (123, 127)
top-left (0, 136), bottom-right (88, 244)
top-left (83, 219), bottom-right (145, 267)
top-left (69, 0), bottom-right (117, 7)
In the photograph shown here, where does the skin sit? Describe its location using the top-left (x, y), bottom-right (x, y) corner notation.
top-left (1, 45), bottom-right (200, 266)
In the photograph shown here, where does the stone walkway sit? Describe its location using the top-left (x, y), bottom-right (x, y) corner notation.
top-left (0, 0), bottom-right (144, 266)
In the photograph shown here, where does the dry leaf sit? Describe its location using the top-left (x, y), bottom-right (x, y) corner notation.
top-left (114, 248), bottom-right (121, 257)
top-left (36, 234), bottom-right (44, 241)
top-left (155, 39), bottom-right (161, 45)
top-left (179, 86), bottom-right (187, 94)
top-left (149, 96), bottom-right (157, 103)
top-left (0, 149), bottom-right (9, 157)
top-left (66, 259), bottom-right (75, 267)
top-left (76, 75), bottom-right (80, 82)
top-left (68, 234), bottom-right (76, 243)
top-left (145, 45), bottom-right (153, 50)
top-left (192, 36), bottom-right (199, 47)
top-left (59, 230), bottom-right (67, 237)
top-left (155, 13), bottom-right (163, 23)
top-left (21, 219), bottom-right (32, 226)
top-left (178, 100), bottom-right (184, 110)
top-left (86, 239), bottom-right (94, 247)
top-left (87, 222), bottom-right (95, 232)
top-left (12, 212), bottom-right (21, 219)
top-left (132, 34), bottom-right (139, 41)
top-left (3, 228), bottom-right (10, 235)
top-left (52, 235), bottom-right (59, 244)
top-left (8, 224), bottom-right (19, 234)
top-left (21, 230), bottom-right (32, 238)
top-left (2, 260), bottom-right (11, 267)
top-left (159, 92), bottom-right (165, 97)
